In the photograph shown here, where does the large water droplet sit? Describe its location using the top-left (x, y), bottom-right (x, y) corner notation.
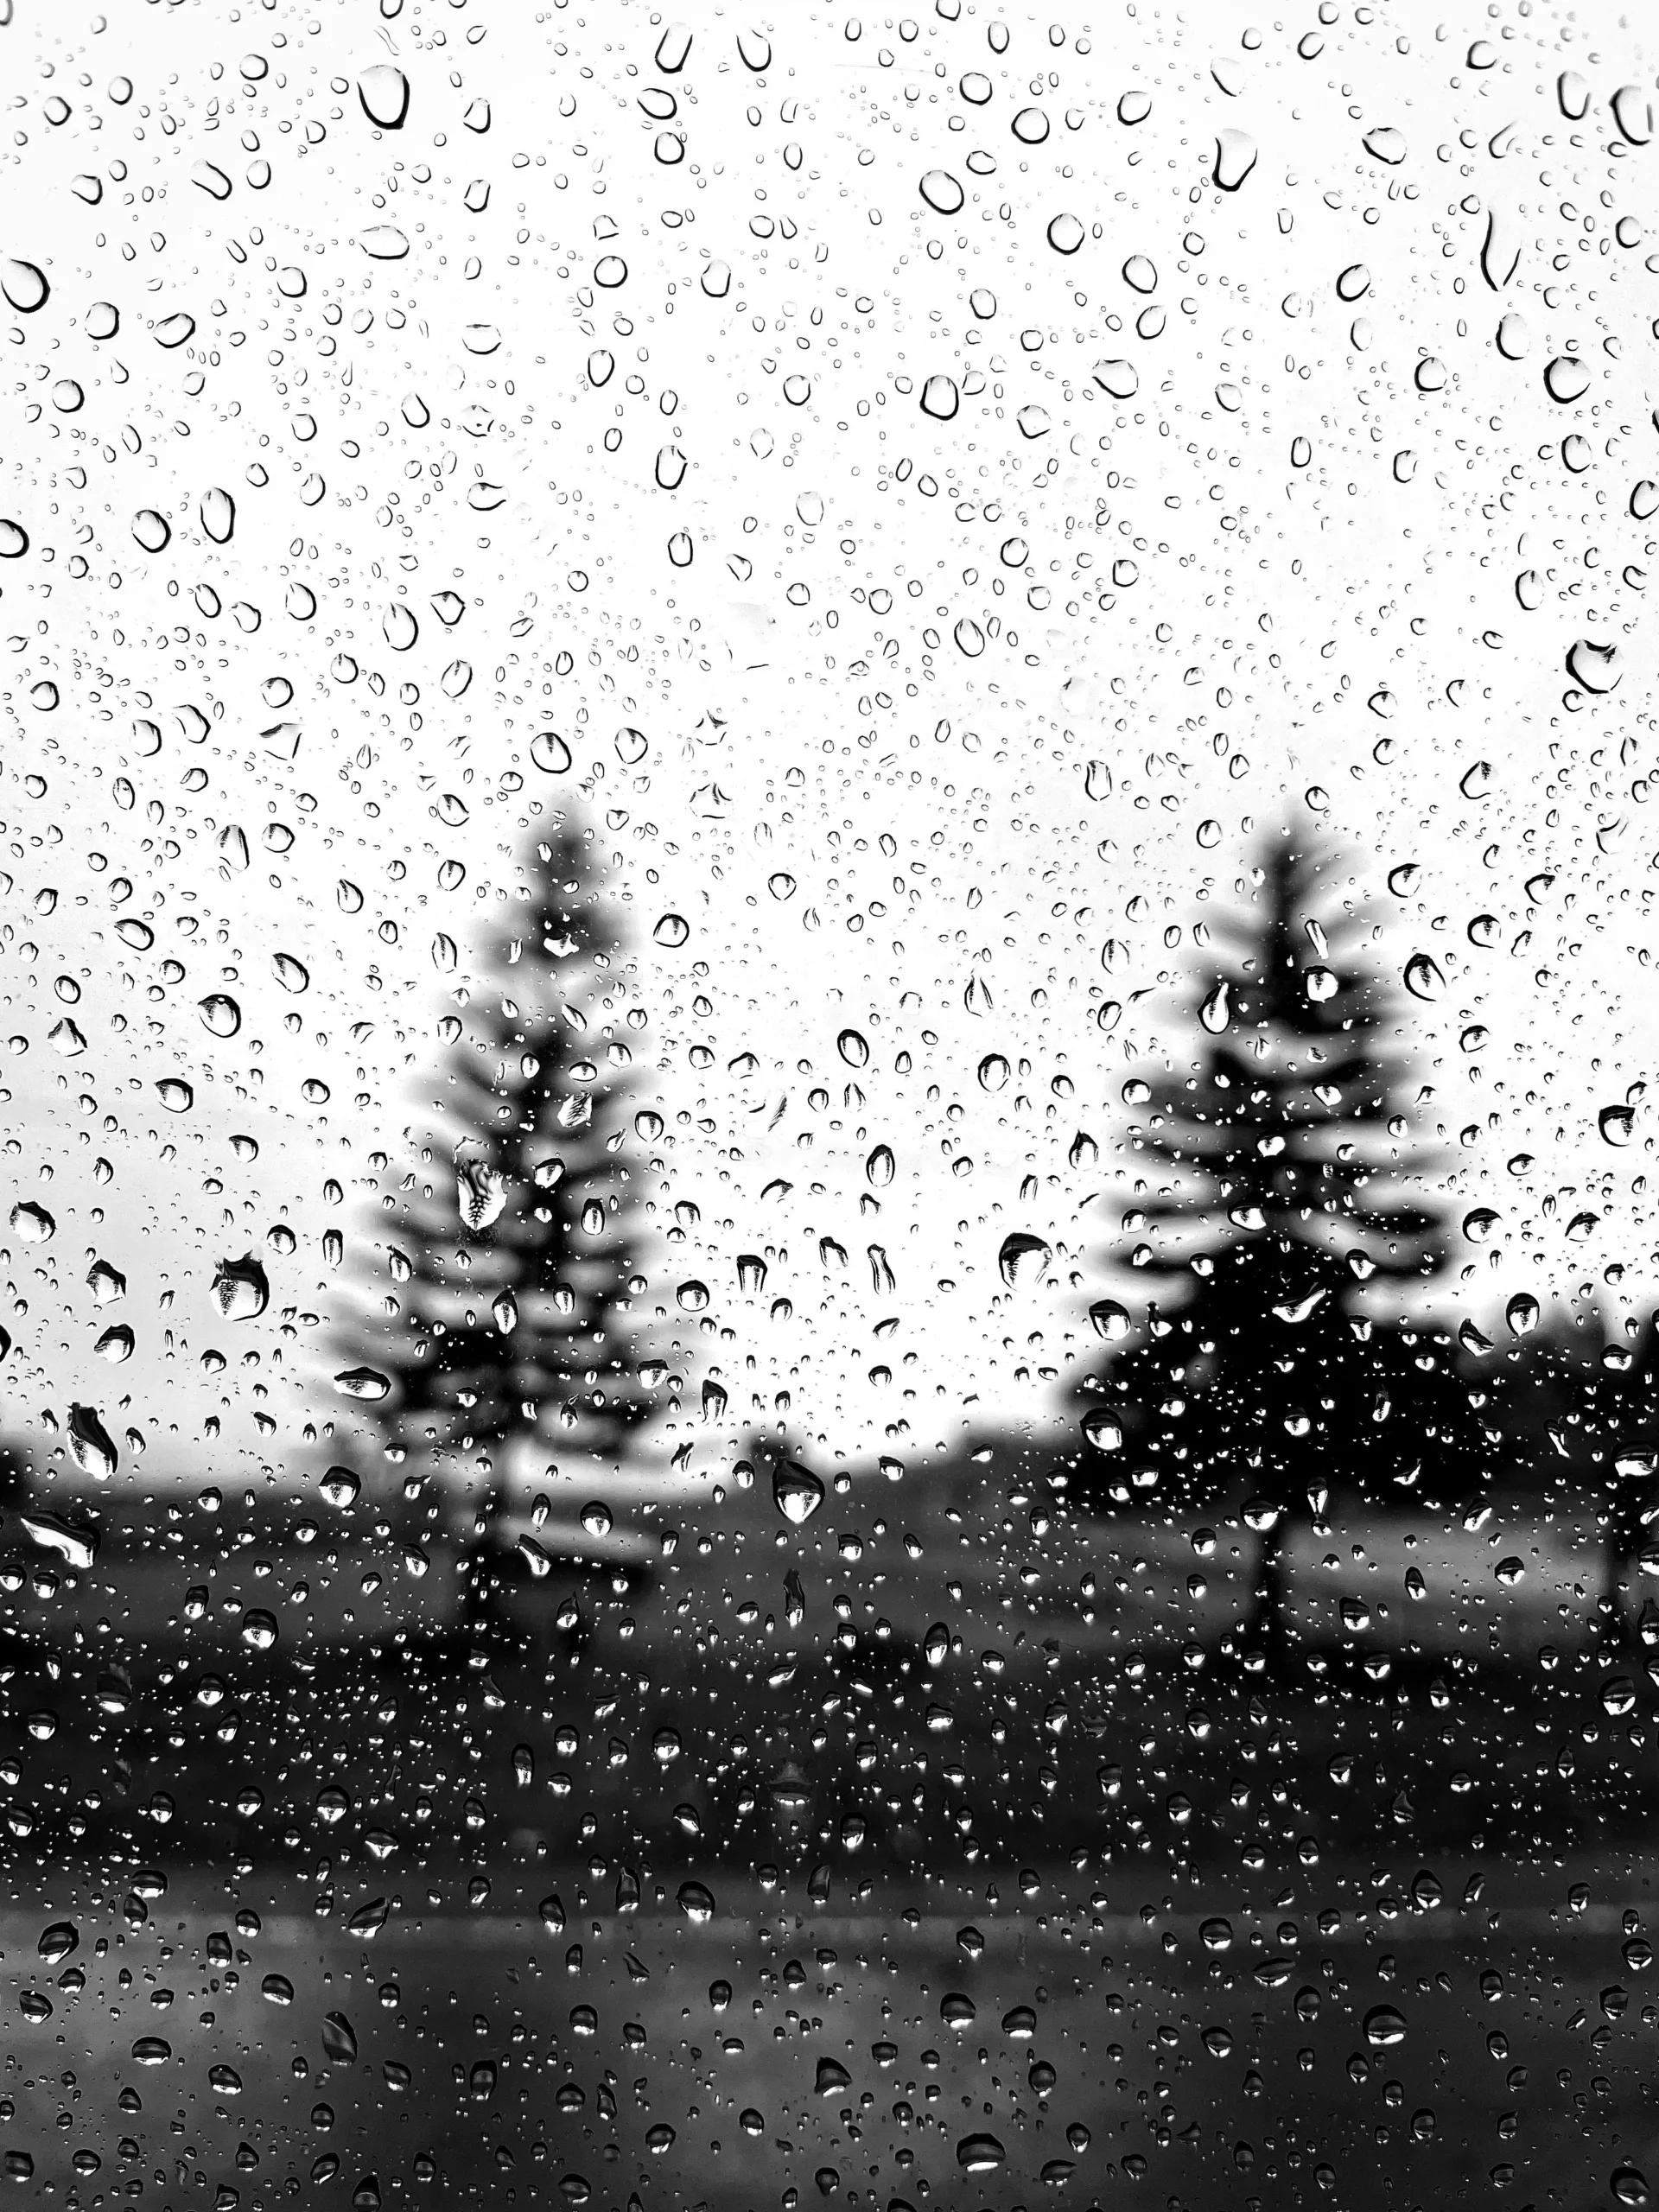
top-left (1567, 637), bottom-right (1622, 693)
top-left (774, 1459), bottom-right (825, 1525)
top-left (957, 2133), bottom-right (1007, 2171)
top-left (997, 1232), bottom-right (1052, 1289)
top-left (1402, 953), bottom-right (1446, 1001)
top-left (211, 1253), bottom-right (270, 1321)
top-left (1363, 2004), bottom-right (1408, 2046)
top-left (919, 169), bottom-right (964, 214)
top-left (1198, 979), bottom-right (1230, 1033)
top-left (457, 1156), bottom-right (509, 1230)
top-left (358, 64), bottom-right (410, 130)
top-left (333, 1367), bottom-right (391, 1402)
top-left (2, 260), bottom-right (48, 313)
top-left (1213, 126), bottom-right (1256, 189)
top-left (67, 1404), bottom-right (118, 1479)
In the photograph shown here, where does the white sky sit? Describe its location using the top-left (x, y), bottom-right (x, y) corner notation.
top-left (1, 0), bottom-right (1656, 1496)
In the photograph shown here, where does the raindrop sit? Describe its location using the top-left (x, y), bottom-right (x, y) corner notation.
top-left (1362, 124), bottom-right (1407, 164)
top-left (200, 486), bottom-right (235, 543)
top-left (654, 913), bottom-right (690, 948)
top-left (333, 1367), bottom-right (391, 1401)
top-left (1089, 1299), bottom-right (1131, 1341)
top-left (1363, 2005), bottom-right (1408, 2047)
top-left (1544, 353), bottom-right (1591, 404)
top-left (837, 1028), bottom-right (869, 1067)
top-left (655, 22), bottom-right (692, 71)
top-left (358, 63), bottom-right (410, 129)
top-left (919, 170), bottom-right (965, 215)
top-left (957, 2135), bottom-right (1007, 2172)
top-left (211, 1254), bottom-right (270, 1321)
top-left (998, 1233), bottom-right (1052, 1289)
top-left (1213, 127), bottom-right (1257, 189)
top-left (1094, 358), bottom-right (1138, 399)
top-left (1198, 980), bottom-right (1230, 1033)
top-left (1505, 1294), bottom-right (1539, 1337)
top-left (774, 1459), bottom-right (825, 1525)
top-left (1402, 954), bottom-right (1446, 1001)
top-left (38, 1923), bottom-right (78, 1965)
top-left (2, 260), bottom-right (48, 313)
top-left (1046, 213), bottom-right (1085, 255)
top-left (1567, 638), bottom-right (1622, 693)
top-left (457, 1156), bottom-right (508, 1230)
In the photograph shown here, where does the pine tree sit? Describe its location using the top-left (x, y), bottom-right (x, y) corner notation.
top-left (346, 822), bottom-right (658, 1630)
top-left (1071, 830), bottom-right (1482, 1658)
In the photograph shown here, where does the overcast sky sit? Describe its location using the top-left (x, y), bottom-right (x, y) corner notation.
top-left (1, 0), bottom-right (1656, 1496)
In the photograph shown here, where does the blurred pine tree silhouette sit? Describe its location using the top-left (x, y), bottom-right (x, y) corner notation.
top-left (1071, 828), bottom-right (1487, 1661)
top-left (340, 822), bottom-right (660, 1634)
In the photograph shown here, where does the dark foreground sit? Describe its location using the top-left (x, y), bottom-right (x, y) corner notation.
top-left (4, 1855), bottom-right (1658, 2212)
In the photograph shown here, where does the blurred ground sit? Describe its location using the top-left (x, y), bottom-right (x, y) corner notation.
top-left (5, 1481), bottom-right (1657, 2205)
top-left (3, 1859), bottom-right (1657, 2210)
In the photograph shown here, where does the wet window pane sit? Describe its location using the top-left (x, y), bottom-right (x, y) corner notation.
top-left (1, 2), bottom-right (1656, 2204)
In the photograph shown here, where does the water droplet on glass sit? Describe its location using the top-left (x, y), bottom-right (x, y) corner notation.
top-left (1363, 2004), bottom-right (1408, 2047)
top-left (211, 1253), bottom-right (270, 1321)
top-left (1094, 358), bottom-right (1138, 399)
top-left (919, 169), bottom-right (965, 215)
top-left (457, 1155), bottom-right (509, 1230)
top-left (1046, 213), bottom-right (1085, 255)
top-left (2, 260), bottom-right (48, 313)
top-left (957, 2133), bottom-right (1007, 2171)
top-left (997, 1233), bottom-right (1052, 1289)
top-left (774, 1459), bottom-right (825, 1525)
top-left (1402, 953), bottom-right (1445, 1001)
top-left (358, 63), bottom-right (410, 129)
top-left (333, 1367), bottom-right (391, 1402)
top-left (1363, 124), bottom-right (1407, 164)
top-left (68, 1404), bottom-right (118, 1478)
top-left (1212, 125), bottom-right (1258, 190)
top-left (1198, 980), bottom-right (1230, 1033)
top-left (1567, 638), bottom-right (1622, 693)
